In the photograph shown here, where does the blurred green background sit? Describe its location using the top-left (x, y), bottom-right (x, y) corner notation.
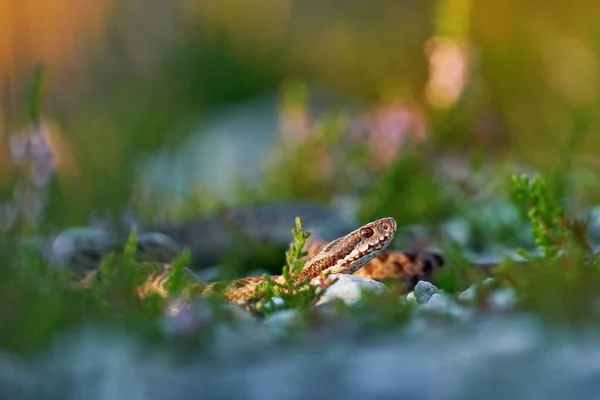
top-left (1, 0), bottom-right (600, 234)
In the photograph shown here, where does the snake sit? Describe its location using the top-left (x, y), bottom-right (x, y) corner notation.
top-left (135, 217), bottom-right (398, 304)
top-left (52, 201), bottom-right (446, 304)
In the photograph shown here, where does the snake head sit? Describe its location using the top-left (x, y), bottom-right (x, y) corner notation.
top-left (297, 217), bottom-right (397, 280)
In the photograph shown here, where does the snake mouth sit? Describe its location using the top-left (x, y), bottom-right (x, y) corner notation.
top-left (342, 234), bottom-right (393, 269)
top-left (371, 236), bottom-right (393, 254)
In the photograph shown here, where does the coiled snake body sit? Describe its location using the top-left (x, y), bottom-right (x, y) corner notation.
top-left (53, 201), bottom-right (445, 303)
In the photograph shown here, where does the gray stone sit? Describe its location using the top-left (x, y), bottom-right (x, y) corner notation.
top-left (414, 280), bottom-right (439, 304)
top-left (135, 232), bottom-right (182, 262)
top-left (421, 293), bottom-right (471, 319)
top-left (49, 227), bottom-right (116, 274)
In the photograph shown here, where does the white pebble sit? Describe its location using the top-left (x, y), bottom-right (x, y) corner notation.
top-left (488, 287), bottom-right (517, 311)
top-left (482, 277), bottom-right (496, 286)
top-left (315, 274), bottom-right (388, 306)
top-left (458, 285), bottom-right (477, 302)
top-left (271, 297), bottom-right (285, 307)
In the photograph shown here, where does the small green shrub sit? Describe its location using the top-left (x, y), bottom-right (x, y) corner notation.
top-left (511, 174), bottom-right (583, 260)
top-left (252, 217), bottom-right (330, 316)
top-left (491, 174), bottom-right (600, 324)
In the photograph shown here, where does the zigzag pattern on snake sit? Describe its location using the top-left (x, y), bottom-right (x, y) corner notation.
top-left (136, 217), bottom-right (398, 303)
top-left (58, 201), bottom-right (446, 302)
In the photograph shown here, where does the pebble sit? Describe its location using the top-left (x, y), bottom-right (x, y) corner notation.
top-left (403, 281), bottom-right (472, 320)
top-left (314, 274), bottom-right (388, 306)
top-left (161, 298), bottom-right (212, 336)
top-left (161, 298), bottom-right (257, 336)
top-left (255, 297), bottom-right (287, 314)
top-left (49, 227), bottom-right (115, 268)
top-left (488, 287), bottom-right (517, 311)
top-left (264, 309), bottom-right (303, 336)
top-left (457, 285), bottom-right (476, 302)
top-left (49, 227), bottom-right (183, 271)
top-left (413, 280), bottom-right (438, 304)
top-left (422, 293), bottom-right (471, 319)
top-left (457, 278), bottom-right (517, 312)
top-left (135, 232), bottom-right (182, 262)
top-left (458, 278), bottom-right (496, 303)
top-left (424, 292), bottom-right (454, 311)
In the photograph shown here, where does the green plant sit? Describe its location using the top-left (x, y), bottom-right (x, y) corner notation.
top-left (484, 173), bottom-right (600, 324)
top-left (161, 248), bottom-right (193, 296)
top-left (88, 229), bottom-right (165, 316)
top-left (252, 217), bottom-right (330, 316)
top-left (511, 174), bottom-right (589, 260)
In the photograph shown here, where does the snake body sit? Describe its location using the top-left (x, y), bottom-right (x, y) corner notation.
top-left (54, 201), bottom-right (445, 302)
top-left (144, 202), bottom-right (445, 283)
top-left (137, 217), bottom-right (398, 303)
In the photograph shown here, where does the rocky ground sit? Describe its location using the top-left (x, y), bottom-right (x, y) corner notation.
top-left (1, 272), bottom-right (599, 400)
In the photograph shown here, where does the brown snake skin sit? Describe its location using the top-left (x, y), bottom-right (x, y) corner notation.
top-left (142, 201), bottom-right (446, 286)
top-left (137, 217), bottom-right (399, 304)
top-left (303, 237), bottom-right (445, 288)
top-left (63, 202), bottom-right (446, 302)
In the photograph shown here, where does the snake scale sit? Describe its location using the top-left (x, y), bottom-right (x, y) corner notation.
top-left (137, 217), bottom-right (398, 304)
top-left (55, 201), bottom-right (445, 303)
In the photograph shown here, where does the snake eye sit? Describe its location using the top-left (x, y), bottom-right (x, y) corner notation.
top-left (360, 227), bottom-right (374, 238)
